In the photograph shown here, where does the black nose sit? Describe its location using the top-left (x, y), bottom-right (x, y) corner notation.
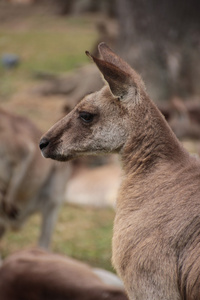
top-left (39, 138), bottom-right (49, 150)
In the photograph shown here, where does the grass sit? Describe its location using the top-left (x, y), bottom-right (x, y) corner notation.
top-left (54, 205), bottom-right (115, 271)
top-left (1, 204), bottom-right (115, 271)
top-left (0, 31), bottom-right (94, 73)
top-left (0, 14), bottom-right (97, 97)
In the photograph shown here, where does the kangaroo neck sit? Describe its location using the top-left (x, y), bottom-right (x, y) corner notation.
top-left (120, 96), bottom-right (188, 177)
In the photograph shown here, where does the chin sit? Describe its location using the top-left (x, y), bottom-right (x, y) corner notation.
top-left (50, 152), bottom-right (75, 162)
top-left (41, 149), bottom-right (68, 161)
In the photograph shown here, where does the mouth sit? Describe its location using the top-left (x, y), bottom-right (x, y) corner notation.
top-left (50, 153), bottom-right (74, 162)
top-left (41, 148), bottom-right (74, 162)
top-left (39, 137), bottom-right (69, 161)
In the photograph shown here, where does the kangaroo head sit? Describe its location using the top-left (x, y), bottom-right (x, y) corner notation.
top-left (39, 43), bottom-right (146, 162)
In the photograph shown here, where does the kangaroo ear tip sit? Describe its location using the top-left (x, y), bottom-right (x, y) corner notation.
top-left (98, 42), bottom-right (108, 51)
top-left (85, 50), bottom-right (91, 58)
top-left (85, 51), bottom-right (98, 64)
top-left (86, 51), bottom-right (97, 63)
top-left (98, 41), bottom-right (107, 47)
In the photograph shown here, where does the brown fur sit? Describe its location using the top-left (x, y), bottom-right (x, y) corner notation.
top-left (0, 249), bottom-right (128, 300)
top-left (0, 108), bottom-right (71, 248)
top-left (40, 43), bottom-right (200, 299)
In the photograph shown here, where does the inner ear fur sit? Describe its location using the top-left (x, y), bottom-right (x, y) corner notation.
top-left (86, 51), bottom-right (133, 98)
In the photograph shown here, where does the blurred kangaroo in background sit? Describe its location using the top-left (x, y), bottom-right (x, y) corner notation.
top-left (40, 43), bottom-right (200, 300)
top-left (0, 248), bottom-right (128, 300)
top-left (0, 108), bottom-right (70, 249)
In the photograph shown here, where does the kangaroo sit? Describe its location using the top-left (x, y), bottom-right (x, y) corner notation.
top-left (0, 248), bottom-right (127, 300)
top-left (0, 108), bottom-right (71, 249)
top-left (39, 43), bottom-right (200, 300)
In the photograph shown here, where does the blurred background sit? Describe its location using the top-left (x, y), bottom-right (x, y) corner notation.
top-left (0, 0), bottom-right (200, 272)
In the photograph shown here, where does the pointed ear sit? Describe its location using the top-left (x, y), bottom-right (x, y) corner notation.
top-left (86, 51), bottom-right (133, 98)
top-left (97, 43), bottom-right (146, 93)
top-left (98, 42), bottom-right (133, 75)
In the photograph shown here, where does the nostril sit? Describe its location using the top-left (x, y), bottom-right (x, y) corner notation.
top-left (39, 138), bottom-right (49, 150)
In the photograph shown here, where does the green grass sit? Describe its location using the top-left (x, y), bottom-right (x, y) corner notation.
top-left (1, 204), bottom-right (115, 271)
top-left (54, 205), bottom-right (114, 271)
top-left (0, 15), bottom-right (97, 97)
top-left (0, 32), bottom-right (94, 73)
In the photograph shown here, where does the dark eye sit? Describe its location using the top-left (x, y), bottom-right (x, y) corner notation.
top-left (79, 112), bottom-right (94, 123)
